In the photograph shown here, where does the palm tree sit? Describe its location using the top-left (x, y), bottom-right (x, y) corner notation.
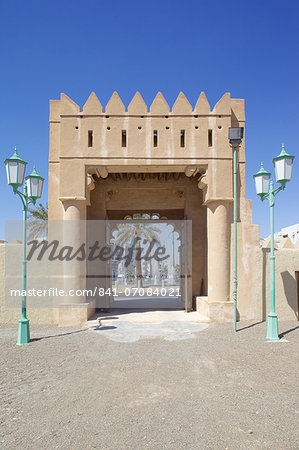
top-left (27, 203), bottom-right (48, 240)
top-left (114, 221), bottom-right (161, 288)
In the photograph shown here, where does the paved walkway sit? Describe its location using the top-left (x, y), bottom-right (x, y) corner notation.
top-left (87, 310), bottom-right (209, 342)
top-left (0, 319), bottom-right (298, 449)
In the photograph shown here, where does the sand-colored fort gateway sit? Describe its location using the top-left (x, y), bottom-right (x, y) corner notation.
top-left (1, 91), bottom-right (298, 326)
top-left (48, 90), bottom-right (262, 325)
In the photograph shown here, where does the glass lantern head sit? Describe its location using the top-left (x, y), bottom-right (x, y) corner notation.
top-left (4, 147), bottom-right (27, 189)
top-left (273, 144), bottom-right (295, 188)
top-left (253, 163), bottom-right (271, 198)
top-left (25, 166), bottom-right (44, 201)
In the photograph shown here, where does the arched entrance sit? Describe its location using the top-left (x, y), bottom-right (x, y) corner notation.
top-left (86, 171), bottom-right (207, 312)
top-left (107, 212), bottom-right (184, 309)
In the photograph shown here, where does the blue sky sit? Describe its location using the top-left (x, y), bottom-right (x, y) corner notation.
top-left (0, 0), bottom-right (298, 239)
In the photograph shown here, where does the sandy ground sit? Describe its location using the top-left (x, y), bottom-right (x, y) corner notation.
top-left (0, 314), bottom-right (298, 449)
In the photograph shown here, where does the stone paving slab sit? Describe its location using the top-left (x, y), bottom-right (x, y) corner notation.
top-left (87, 309), bottom-right (209, 342)
top-left (89, 309), bottom-right (208, 324)
top-left (89, 320), bottom-right (209, 342)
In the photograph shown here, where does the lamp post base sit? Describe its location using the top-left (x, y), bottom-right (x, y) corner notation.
top-left (266, 312), bottom-right (279, 341)
top-left (17, 317), bottom-right (30, 345)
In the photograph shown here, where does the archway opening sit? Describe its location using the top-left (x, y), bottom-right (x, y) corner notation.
top-left (106, 211), bottom-right (185, 310)
top-left (87, 172), bottom-right (206, 313)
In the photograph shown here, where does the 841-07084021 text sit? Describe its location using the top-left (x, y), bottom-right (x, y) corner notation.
top-left (96, 287), bottom-right (181, 297)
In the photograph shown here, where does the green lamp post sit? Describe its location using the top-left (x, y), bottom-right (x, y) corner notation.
top-left (253, 145), bottom-right (295, 341)
top-left (228, 127), bottom-right (244, 332)
top-left (4, 148), bottom-right (44, 345)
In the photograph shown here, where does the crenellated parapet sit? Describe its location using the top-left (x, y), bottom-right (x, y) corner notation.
top-left (49, 90), bottom-right (247, 211)
top-left (262, 237), bottom-right (299, 249)
top-left (50, 91), bottom-right (245, 164)
top-left (51, 90), bottom-right (245, 119)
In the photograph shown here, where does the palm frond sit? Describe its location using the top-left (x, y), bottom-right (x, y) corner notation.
top-left (28, 203), bottom-right (48, 221)
top-left (27, 203), bottom-right (48, 239)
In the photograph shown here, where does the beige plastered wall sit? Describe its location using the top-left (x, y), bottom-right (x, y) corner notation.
top-left (0, 244), bottom-right (56, 324)
top-left (255, 247), bottom-right (299, 321)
